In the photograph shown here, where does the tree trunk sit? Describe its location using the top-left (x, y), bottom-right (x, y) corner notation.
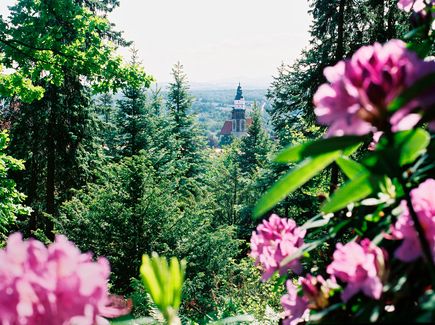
top-left (386, 0), bottom-right (396, 40)
top-left (27, 155), bottom-right (38, 232)
top-left (45, 87), bottom-right (56, 240)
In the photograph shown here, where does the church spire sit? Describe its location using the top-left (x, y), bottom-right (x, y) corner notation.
top-left (234, 82), bottom-right (244, 100)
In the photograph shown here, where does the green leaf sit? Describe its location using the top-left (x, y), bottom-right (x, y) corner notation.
top-left (328, 219), bottom-right (352, 237)
top-left (140, 255), bottom-right (162, 306)
top-left (336, 157), bottom-right (367, 179)
top-left (388, 73), bottom-right (435, 113)
top-left (407, 40), bottom-right (433, 58)
top-left (254, 151), bottom-right (341, 218)
top-left (404, 25), bottom-right (427, 40)
top-left (396, 129), bottom-right (430, 166)
top-left (274, 136), bottom-right (364, 163)
top-left (322, 172), bottom-right (377, 213)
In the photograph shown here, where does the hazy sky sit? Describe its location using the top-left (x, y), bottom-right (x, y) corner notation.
top-left (1, 0), bottom-right (311, 88)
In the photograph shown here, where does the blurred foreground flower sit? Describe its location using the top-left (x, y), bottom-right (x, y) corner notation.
top-left (300, 274), bottom-right (338, 310)
top-left (327, 239), bottom-right (387, 302)
top-left (398, 0), bottom-right (433, 12)
top-left (313, 40), bottom-right (435, 136)
top-left (391, 178), bottom-right (435, 262)
top-left (0, 233), bottom-right (118, 325)
top-left (281, 280), bottom-right (309, 325)
top-left (250, 214), bottom-right (306, 280)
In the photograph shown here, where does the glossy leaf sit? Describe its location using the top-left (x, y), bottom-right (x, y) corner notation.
top-left (254, 151), bottom-right (341, 218)
top-left (322, 172), bottom-right (376, 213)
top-left (396, 129), bottom-right (430, 166)
top-left (274, 136), bottom-right (364, 163)
top-left (336, 156), bottom-right (367, 179)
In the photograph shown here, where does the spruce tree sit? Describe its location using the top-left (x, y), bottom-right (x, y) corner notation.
top-left (116, 48), bottom-right (148, 157)
top-left (238, 103), bottom-right (271, 175)
top-left (166, 62), bottom-right (206, 183)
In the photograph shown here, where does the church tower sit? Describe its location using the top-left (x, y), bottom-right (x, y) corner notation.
top-left (231, 83), bottom-right (247, 136)
top-left (219, 83), bottom-right (252, 139)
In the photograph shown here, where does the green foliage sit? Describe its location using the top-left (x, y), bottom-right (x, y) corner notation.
top-left (238, 104), bottom-right (271, 174)
top-left (57, 150), bottom-right (244, 321)
top-left (203, 257), bottom-right (281, 323)
top-left (115, 49), bottom-right (149, 157)
top-left (0, 130), bottom-right (31, 241)
top-left (0, 0), bottom-right (152, 239)
top-left (0, 0), bottom-right (152, 91)
top-left (0, 64), bottom-right (44, 103)
top-left (166, 62), bottom-right (207, 183)
top-left (254, 151), bottom-right (341, 218)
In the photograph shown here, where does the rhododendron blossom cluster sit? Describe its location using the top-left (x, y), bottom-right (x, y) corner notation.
top-left (313, 40), bottom-right (435, 136)
top-left (391, 178), bottom-right (435, 262)
top-left (0, 233), bottom-right (111, 325)
top-left (326, 239), bottom-right (386, 302)
top-left (281, 274), bottom-right (338, 325)
top-left (250, 214), bottom-right (306, 280)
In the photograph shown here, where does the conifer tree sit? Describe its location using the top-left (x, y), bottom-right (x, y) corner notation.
top-left (238, 103), bottom-right (271, 175)
top-left (116, 48), bottom-right (148, 157)
top-left (95, 92), bottom-right (118, 158)
top-left (166, 62), bottom-right (206, 183)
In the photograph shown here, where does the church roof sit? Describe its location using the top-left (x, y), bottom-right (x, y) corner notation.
top-left (220, 121), bottom-right (233, 135)
top-left (219, 118), bottom-right (253, 136)
top-left (234, 83), bottom-right (244, 100)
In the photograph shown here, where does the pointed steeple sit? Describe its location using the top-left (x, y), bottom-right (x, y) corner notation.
top-left (234, 82), bottom-right (244, 100)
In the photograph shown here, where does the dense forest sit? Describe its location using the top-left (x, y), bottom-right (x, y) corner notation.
top-left (0, 0), bottom-right (434, 324)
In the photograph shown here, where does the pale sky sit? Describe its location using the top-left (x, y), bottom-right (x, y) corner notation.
top-left (1, 0), bottom-right (311, 88)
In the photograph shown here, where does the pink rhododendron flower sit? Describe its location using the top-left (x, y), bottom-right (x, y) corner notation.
top-left (281, 280), bottom-right (309, 325)
top-left (0, 233), bottom-right (118, 325)
top-left (391, 179), bottom-right (435, 262)
top-left (398, 0), bottom-right (432, 12)
top-left (299, 274), bottom-right (338, 310)
top-left (326, 239), bottom-right (386, 302)
top-left (250, 214), bottom-right (306, 280)
top-left (313, 40), bottom-right (435, 137)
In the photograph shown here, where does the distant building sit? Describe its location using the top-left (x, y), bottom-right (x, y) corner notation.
top-left (219, 83), bottom-right (252, 137)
